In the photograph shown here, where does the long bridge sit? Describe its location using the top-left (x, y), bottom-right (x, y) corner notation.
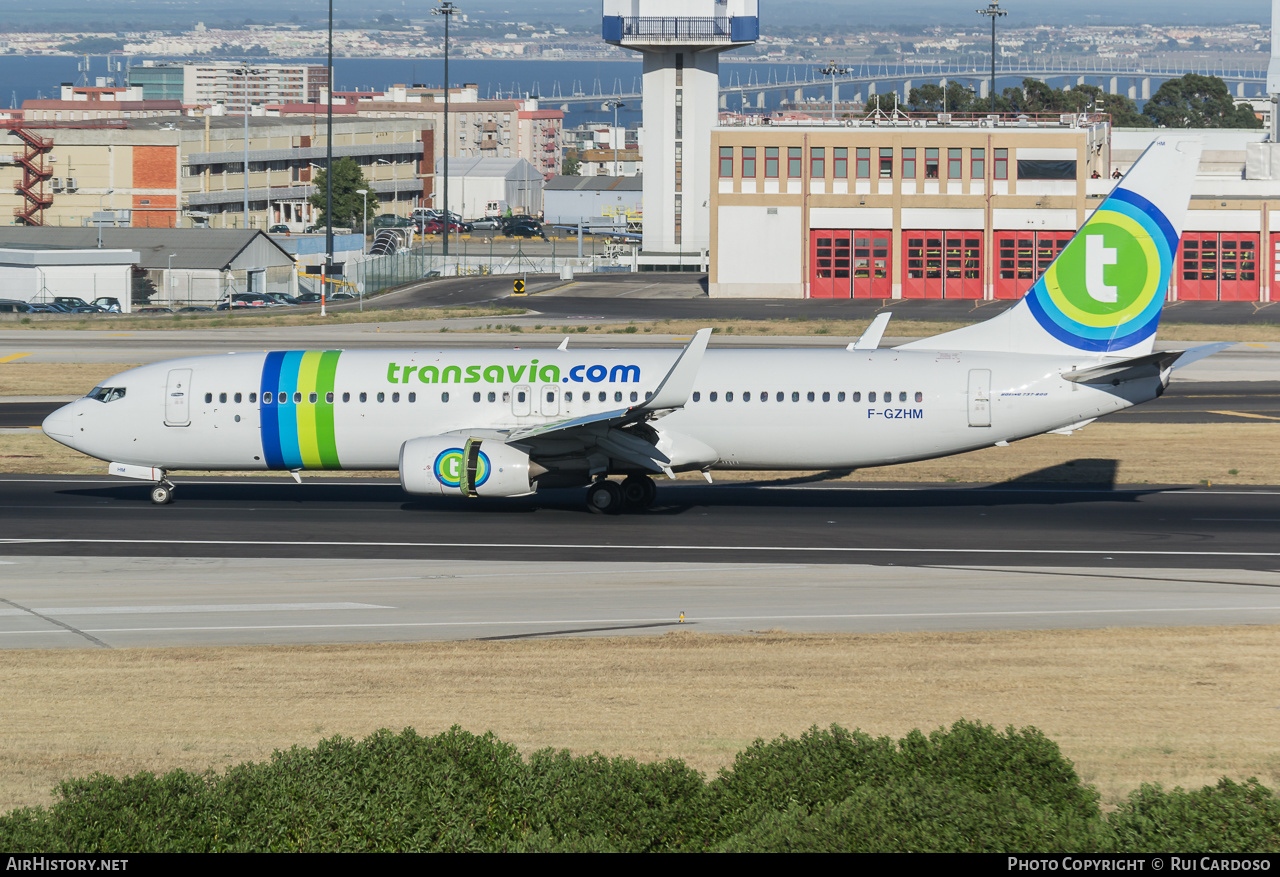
top-left (547, 58), bottom-right (1270, 112)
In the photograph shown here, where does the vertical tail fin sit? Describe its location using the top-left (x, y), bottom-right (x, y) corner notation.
top-left (901, 137), bottom-right (1202, 357)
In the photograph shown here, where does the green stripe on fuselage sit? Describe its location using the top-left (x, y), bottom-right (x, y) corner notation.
top-left (315, 350), bottom-right (342, 469)
top-left (296, 351), bottom-right (323, 467)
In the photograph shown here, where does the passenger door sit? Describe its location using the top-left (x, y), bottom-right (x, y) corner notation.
top-left (967, 369), bottom-right (991, 428)
top-left (165, 369), bottom-right (192, 427)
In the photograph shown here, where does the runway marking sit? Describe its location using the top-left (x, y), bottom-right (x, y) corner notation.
top-left (0, 602), bottom-right (390, 617)
top-left (1206, 410), bottom-right (1280, 421)
top-left (1192, 518), bottom-right (1280, 522)
top-left (0, 353), bottom-right (32, 364)
top-left (5, 604), bottom-right (1280, 639)
top-left (5, 537), bottom-right (1280, 559)
top-left (0, 596), bottom-right (109, 648)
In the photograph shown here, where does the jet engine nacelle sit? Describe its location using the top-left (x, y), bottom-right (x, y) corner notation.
top-left (399, 436), bottom-right (538, 498)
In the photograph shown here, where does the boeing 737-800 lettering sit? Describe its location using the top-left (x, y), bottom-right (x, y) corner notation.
top-left (42, 138), bottom-right (1226, 513)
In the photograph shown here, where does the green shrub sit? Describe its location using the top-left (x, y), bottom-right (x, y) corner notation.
top-left (716, 779), bottom-right (1115, 852)
top-left (1, 724), bottom-right (1273, 853)
top-left (1108, 778), bottom-right (1280, 853)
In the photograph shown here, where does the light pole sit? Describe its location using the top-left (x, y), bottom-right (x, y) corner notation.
top-left (96, 188), bottom-right (113, 249)
top-left (356, 188), bottom-right (368, 239)
top-left (433, 1), bottom-right (458, 260)
top-left (325, 0), bottom-right (335, 282)
top-left (376, 158), bottom-right (397, 215)
top-left (167, 253), bottom-right (176, 307)
top-left (819, 63), bottom-right (849, 122)
top-left (604, 98), bottom-right (625, 176)
top-left (976, 1), bottom-right (1007, 114)
top-left (232, 66), bottom-right (263, 228)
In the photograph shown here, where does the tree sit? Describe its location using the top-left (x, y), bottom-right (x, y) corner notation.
top-left (864, 92), bottom-right (900, 114)
top-left (307, 158), bottom-right (379, 229)
top-left (1143, 74), bottom-right (1261, 129)
top-left (561, 152), bottom-right (581, 176)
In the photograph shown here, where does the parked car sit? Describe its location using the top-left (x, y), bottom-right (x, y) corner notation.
top-left (177, 306), bottom-right (215, 312)
top-left (0, 299), bottom-right (35, 313)
top-left (268, 224), bottom-right (291, 234)
top-left (500, 214), bottom-right (541, 231)
top-left (136, 307), bottom-right (173, 314)
top-left (421, 218), bottom-right (471, 235)
top-left (505, 221), bottom-right (548, 240)
top-left (373, 213), bottom-right (414, 229)
top-left (215, 294), bottom-right (275, 310)
top-left (93, 297), bottom-right (122, 313)
top-left (470, 216), bottom-right (503, 230)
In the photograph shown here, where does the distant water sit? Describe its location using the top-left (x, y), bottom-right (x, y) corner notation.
top-left (0, 55), bottom-right (658, 128)
top-left (0, 53), bottom-right (1197, 124)
top-left (0, 54), bottom-right (840, 128)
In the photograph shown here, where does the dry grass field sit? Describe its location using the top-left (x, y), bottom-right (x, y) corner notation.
top-left (2, 627), bottom-right (1278, 814)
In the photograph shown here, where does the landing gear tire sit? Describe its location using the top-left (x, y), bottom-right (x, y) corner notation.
top-left (150, 483), bottom-right (174, 505)
top-left (586, 479), bottom-right (624, 515)
top-left (621, 475), bottom-right (657, 510)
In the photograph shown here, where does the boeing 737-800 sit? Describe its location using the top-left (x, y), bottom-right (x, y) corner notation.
top-left (42, 138), bottom-right (1225, 513)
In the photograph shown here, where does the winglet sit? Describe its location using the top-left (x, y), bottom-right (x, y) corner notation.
top-left (634, 328), bottom-right (712, 413)
top-left (557, 337), bottom-right (569, 351)
top-left (849, 312), bottom-right (891, 350)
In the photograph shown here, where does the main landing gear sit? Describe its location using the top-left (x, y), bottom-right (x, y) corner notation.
top-left (586, 475), bottom-right (657, 515)
top-left (149, 478), bottom-right (176, 505)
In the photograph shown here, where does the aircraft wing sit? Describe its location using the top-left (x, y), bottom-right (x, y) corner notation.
top-left (446, 328), bottom-right (712, 475)
top-left (502, 328), bottom-right (712, 444)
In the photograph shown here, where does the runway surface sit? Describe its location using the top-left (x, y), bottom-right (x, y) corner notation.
top-left (2, 477), bottom-right (1278, 648)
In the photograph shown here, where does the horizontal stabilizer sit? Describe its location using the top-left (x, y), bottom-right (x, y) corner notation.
top-left (1169, 341), bottom-right (1236, 370)
top-left (1062, 342), bottom-right (1234, 386)
top-left (1062, 350), bottom-right (1185, 385)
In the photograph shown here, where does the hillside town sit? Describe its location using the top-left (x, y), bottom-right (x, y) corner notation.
top-left (0, 20), bottom-right (1273, 65)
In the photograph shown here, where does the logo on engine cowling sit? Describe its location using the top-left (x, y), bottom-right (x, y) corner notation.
top-left (433, 448), bottom-right (490, 488)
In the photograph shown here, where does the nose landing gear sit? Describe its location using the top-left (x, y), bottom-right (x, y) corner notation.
top-left (150, 478), bottom-right (176, 505)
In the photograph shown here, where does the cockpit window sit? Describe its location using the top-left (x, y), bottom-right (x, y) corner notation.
top-left (87, 386), bottom-right (126, 403)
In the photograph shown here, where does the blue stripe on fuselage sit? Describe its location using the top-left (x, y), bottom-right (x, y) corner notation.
top-left (259, 351), bottom-right (286, 469)
top-left (276, 351), bottom-right (304, 470)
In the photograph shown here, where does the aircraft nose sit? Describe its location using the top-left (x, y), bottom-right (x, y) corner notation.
top-left (42, 403), bottom-right (79, 440)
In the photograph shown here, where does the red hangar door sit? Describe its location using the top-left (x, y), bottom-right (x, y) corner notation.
top-left (994, 230), bottom-right (1072, 299)
top-left (810, 230), bottom-right (892, 298)
top-left (902, 231), bottom-right (982, 299)
top-left (1177, 232), bottom-right (1260, 301)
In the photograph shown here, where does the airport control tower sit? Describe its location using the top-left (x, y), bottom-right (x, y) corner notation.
top-left (603, 1), bottom-right (759, 263)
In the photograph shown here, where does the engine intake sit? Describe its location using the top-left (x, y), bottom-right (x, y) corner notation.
top-left (399, 436), bottom-right (539, 498)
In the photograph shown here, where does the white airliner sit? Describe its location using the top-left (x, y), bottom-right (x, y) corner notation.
top-left (43, 138), bottom-right (1225, 513)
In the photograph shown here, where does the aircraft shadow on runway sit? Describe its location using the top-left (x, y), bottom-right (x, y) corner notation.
top-left (55, 458), bottom-right (1177, 515)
